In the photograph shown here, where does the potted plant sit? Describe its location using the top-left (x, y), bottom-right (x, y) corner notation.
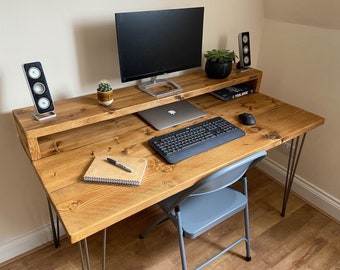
top-left (97, 80), bottom-right (114, 106)
top-left (204, 49), bottom-right (238, 79)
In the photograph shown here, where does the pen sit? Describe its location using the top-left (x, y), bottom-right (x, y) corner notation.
top-left (107, 157), bottom-right (134, 173)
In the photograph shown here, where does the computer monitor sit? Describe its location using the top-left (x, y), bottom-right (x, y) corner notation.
top-left (115, 7), bottom-right (204, 97)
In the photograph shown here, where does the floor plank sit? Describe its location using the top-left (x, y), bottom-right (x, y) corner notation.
top-left (1, 168), bottom-right (339, 270)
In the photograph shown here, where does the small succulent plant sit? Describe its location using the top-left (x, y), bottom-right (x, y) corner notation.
top-left (204, 49), bottom-right (238, 63)
top-left (97, 80), bottom-right (112, 92)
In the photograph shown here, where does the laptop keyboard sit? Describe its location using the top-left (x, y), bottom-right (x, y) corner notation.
top-left (148, 117), bottom-right (245, 163)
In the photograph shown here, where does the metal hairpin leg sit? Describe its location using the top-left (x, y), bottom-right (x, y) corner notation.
top-left (281, 133), bottom-right (306, 217)
top-left (79, 238), bottom-right (91, 270)
top-left (47, 197), bottom-right (60, 248)
top-left (78, 228), bottom-right (107, 270)
top-left (102, 228), bottom-right (107, 270)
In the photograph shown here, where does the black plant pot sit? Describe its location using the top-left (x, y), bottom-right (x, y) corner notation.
top-left (205, 60), bottom-right (233, 79)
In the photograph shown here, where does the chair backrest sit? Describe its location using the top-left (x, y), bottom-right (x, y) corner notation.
top-left (168, 151), bottom-right (267, 209)
top-left (191, 151), bottom-right (266, 196)
top-left (166, 151), bottom-right (267, 211)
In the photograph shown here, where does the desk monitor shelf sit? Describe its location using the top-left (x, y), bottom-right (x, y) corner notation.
top-left (12, 66), bottom-right (262, 161)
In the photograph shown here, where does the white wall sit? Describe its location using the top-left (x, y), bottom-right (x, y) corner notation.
top-left (0, 0), bottom-right (264, 263)
top-left (257, 0), bottom-right (340, 220)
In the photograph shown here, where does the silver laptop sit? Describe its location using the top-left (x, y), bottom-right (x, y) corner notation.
top-left (138, 100), bottom-right (206, 130)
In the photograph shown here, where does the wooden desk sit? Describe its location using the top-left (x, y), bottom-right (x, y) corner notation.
top-left (12, 68), bottom-right (324, 267)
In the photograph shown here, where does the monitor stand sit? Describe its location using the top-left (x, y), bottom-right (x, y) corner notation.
top-left (138, 76), bottom-right (182, 98)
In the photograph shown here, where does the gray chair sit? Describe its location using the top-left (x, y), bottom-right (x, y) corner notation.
top-left (140, 151), bottom-right (267, 270)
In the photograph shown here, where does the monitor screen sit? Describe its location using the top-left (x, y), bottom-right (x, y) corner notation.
top-left (115, 7), bottom-right (204, 97)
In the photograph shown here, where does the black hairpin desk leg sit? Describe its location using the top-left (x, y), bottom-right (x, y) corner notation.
top-left (47, 197), bottom-right (60, 248)
top-left (281, 133), bottom-right (307, 217)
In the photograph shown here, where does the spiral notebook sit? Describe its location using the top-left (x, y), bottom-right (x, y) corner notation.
top-left (83, 155), bottom-right (148, 186)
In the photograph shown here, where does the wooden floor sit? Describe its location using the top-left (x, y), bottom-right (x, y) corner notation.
top-left (1, 168), bottom-right (339, 270)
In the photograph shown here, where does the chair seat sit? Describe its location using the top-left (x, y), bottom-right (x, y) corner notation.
top-left (160, 187), bottom-right (247, 239)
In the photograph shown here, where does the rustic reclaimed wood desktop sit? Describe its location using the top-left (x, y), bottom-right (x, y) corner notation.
top-left (12, 67), bottom-right (324, 269)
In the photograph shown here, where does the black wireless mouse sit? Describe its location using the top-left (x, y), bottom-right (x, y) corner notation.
top-left (239, 113), bottom-right (256, 125)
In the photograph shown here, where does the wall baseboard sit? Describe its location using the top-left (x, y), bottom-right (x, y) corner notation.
top-left (1, 158), bottom-right (339, 264)
top-left (257, 158), bottom-right (340, 222)
top-left (0, 223), bottom-right (65, 264)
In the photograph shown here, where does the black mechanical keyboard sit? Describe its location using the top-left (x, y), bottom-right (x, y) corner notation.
top-left (148, 117), bottom-right (245, 164)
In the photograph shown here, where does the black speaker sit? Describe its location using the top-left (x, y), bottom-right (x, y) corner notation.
top-left (237, 32), bottom-right (251, 70)
top-left (23, 61), bottom-right (56, 121)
